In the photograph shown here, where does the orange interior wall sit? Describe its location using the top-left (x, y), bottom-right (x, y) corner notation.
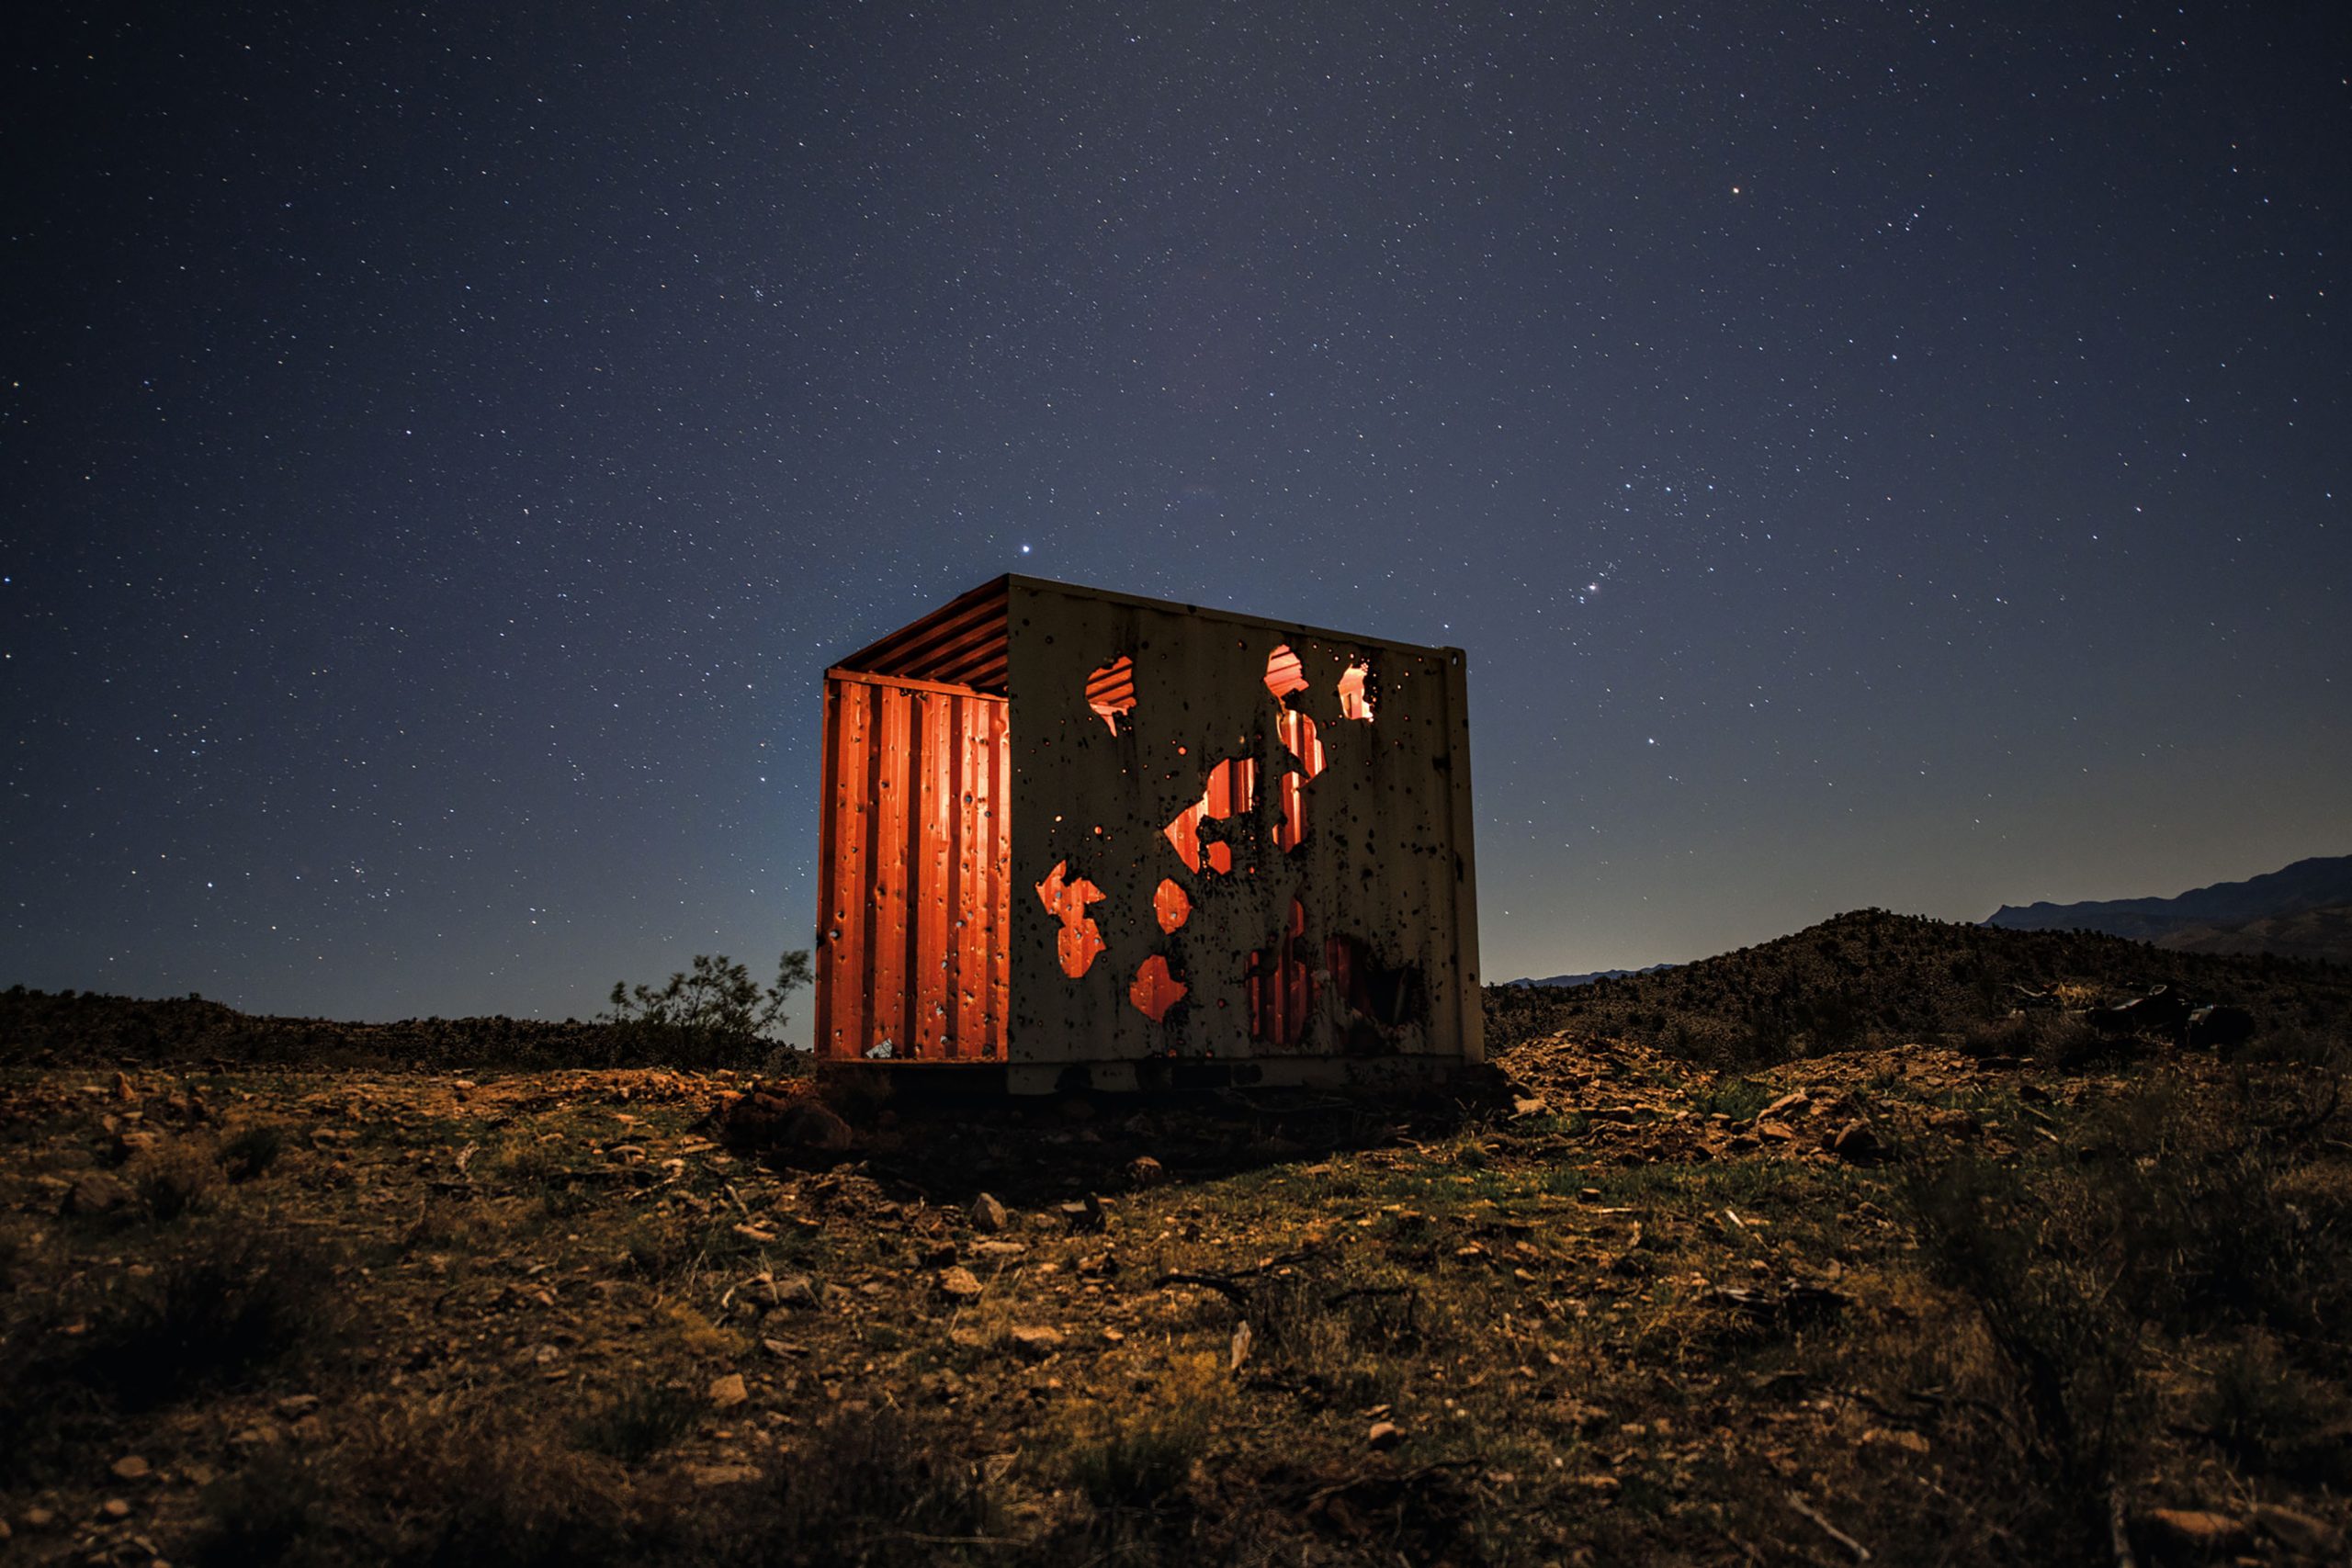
top-left (813, 671), bottom-right (1011, 1062)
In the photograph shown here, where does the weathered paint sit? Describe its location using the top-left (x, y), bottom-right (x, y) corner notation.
top-left (813, 575), bottom-right (1480, 1089)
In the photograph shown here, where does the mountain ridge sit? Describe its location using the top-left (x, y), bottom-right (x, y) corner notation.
top-left (1985, 853), bottom-right (2352, 942)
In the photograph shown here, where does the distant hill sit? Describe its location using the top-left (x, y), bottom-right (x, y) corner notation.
top-left (0, 986), bottom-right (752, 1071)
top-left (2157, 901), bottom-right (2352, 964)
top-left (1985, 854), bottom-right (2352, 946)
top-left (1483, 907), bottom-right (2352, 1064)
top-left (1504, 964), bottom-right (1675, 989)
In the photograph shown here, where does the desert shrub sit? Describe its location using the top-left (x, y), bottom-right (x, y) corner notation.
top-left (189, 1411), bottom-right (655, 1568)
top-left (1899, 1055), bottom-right (2349, 1552)
top-left (68, 1224), bottom-right (333, 1409)
top-left (1957, 1010), bottom-right (2105, 1067)
top-left (131, 1141), bottom-right (224, 1222)
top-left (696, 1404), bottom-right (1001, 1565)
top-left (2197, 1334), bottom-right (2352, 1488)
top-left (0, 1224), bottom-right (336, 1486)
top-left (189, 1450), bottom-right (323, 1567)
top-left (1066, 1404), bottom-right (1208, 1511)
top-left (1900, 1152), bottom-right (2149, 1554)
top-left (1241, 1265), bottom-right (1421, 1407)
top-left (575, 1381), bottom-right (702, 1465)
top-left (220, 1123), bottom-right (288, 1181)
top-left (600, 949), bottom-right (812, 1069)
top-left (1693, 1077), bottom-right (1773, 1122)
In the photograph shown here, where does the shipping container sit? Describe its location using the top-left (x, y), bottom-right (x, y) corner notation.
top-left (813, 575), bottom-right (1481, 1092)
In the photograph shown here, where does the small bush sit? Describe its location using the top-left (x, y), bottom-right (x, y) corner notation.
top-left (1899, 1153), bottom-right (2147, 1554)
top-left (1958, 1010), bottom-right (2104, 1066)
top-left (220, 1123), bottom-right (288, 1182)
top-left (189, 1450), bottom-right (322, 1567)
top-left (71, 1225), bottom-right (334, 1409)
top-left (730, 1404), bottom-right (1002, 1563)
top-left (1064, 1355), bottom-right (1225, 1510)
top-left (575, 1382), bottom-right (702, 1465)
top-left (2198, 1334), bottom-right (2352, 1488)
top-left (132, 1142), bottom-right (224, 1222)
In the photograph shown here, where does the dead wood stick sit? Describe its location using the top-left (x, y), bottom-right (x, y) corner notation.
top-left (1323, 1283), bottom-right (1414, 1309)
top-left (1785, 1491), bottom-right (1871, 1562)
top-left (1153, 1270), bottom-right (1253, 1308)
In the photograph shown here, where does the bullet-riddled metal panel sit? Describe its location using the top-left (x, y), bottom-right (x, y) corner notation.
top-left (814, 671), bottom-right (1010, 1062)
top-left (1002, 580), bottom-right (1480, 1071)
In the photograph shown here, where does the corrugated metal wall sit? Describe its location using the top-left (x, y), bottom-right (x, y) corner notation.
top-left (813, 671), bottom-right (1011, 1062)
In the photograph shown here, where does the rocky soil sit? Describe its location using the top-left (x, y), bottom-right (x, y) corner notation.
top-left (2, 1019), bottom-right (2347, 1565)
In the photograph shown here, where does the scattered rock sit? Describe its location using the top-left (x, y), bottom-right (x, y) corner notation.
top-left (771, 1275), bottom-right (820, 1310)
top-left (779, 1101), bottom-right (855, 1151)
top-left (688, 1464), bottom-right (762, 1487)
top-left (101, 1498), bottom-right (131, 1520)
top-left (708, 1372), bottom-right (749, 1409)
top-left (1056, 1195), bottom-right (1112, 1234)
top-left (275, 1394), bottom-right (321, 1419)
top-left (109, 1456), bottom-right (151, 1482)
top-left (2249, 1504), bottom-right (2339, 1556)
top-left (112, 1129), bottom-right (163, 1162)
top-left (1367, 1420), bottom-right (1404, 1450)
top-left (1829, 1120), bottom-right (1887, 1164)
top-left (937, 1266), bottom-right (984, 1302)
top-left (1125, 1155), bottom-right (1167, 1188)
top-left (1007, 1325), bottom-right (1065, 1359)
top-left (1510, 1096), bottom-right (1548, 1118)
top-left (1757, 1089), bottom-right (1811, 1122)
top-left (62, 1171), bottom-right (133, 1217)
top-left (2140, 1508), bottom-right (2247, 1562)
top-left (970, 1192), bottom-right (1009, 1233)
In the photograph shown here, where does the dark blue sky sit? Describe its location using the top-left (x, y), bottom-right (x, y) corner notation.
top-left (6, 2), bottom-right (2346, 1023)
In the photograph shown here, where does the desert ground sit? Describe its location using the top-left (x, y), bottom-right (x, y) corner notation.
top-left (3, 916), bottom-right (2348, 1566)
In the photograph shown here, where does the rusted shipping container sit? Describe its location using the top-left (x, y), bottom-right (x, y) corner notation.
top-left (814, 575), bottom-right (1481, 1093)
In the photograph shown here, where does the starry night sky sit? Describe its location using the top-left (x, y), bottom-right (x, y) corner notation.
top-left (6, 3), bottom-right (2348, 1028)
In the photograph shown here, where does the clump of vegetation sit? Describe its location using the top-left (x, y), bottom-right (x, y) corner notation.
top-left (575, 1382), bottom-right (703, 1465)
top-left (599, 949), bottom-right (812, 1069)
top-left (1064, 1352), bottom-right (1226, 1510)
top-left (2, 1223), bottom-right (337, 1488)
top-left (132, 1141), bottom-right (224, 1221)
top-left (1897, 1046), bottom-right (2351, 1553)
top-left (220, 1122), bottom-right (288, 1182)
top-left (68, 1224), bottom-right (334, 1409)
top-left (748, 1404), bottom-right (1004, 1563)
